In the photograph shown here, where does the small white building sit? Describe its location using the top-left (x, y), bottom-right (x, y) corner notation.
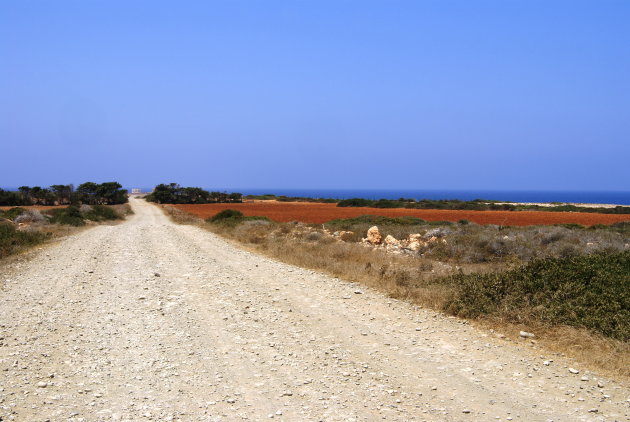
top-left (131, 188), bottom-right (142, 194)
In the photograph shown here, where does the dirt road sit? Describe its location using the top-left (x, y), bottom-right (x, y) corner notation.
top-left (1, 198), bottom-right (628, 421)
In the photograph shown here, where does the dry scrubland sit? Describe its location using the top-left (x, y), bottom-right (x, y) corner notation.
top-left (172, 201), bottom-right (630, 226)
top-left (0, 204), bottom-right (132, 258)
top-left (163, 205), bottom-right (630, 378)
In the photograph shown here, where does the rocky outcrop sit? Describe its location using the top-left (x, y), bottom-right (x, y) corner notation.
top-left (365, 226), bottom-right (382, 244)
top-left (384, 235), bottom-right (400, 247)
top-left (359, 227), bottom-right (448, 254)
top-left (333, 231), bottom-right (355, 242)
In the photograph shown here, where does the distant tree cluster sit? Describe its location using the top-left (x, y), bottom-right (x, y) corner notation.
top-left (145, 183), bottom-right (242, 204)
top-left (0, 182), bottom-right (128, 206)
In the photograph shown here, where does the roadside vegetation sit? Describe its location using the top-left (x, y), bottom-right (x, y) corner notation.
top-left (162, 206), bottom-right (630, 376)
top-left (325, 216), bottom-right (630, 262)
top-left (0, 204), bottom-right (132, 259)
top-left (145, 183), bottom-right (242, 204)
top-left (0, 221), bottom-right (51, 259)
top-left (446, 251), bottom-right (629, 341)
top-left (45, 204), bottom-right (128, 226)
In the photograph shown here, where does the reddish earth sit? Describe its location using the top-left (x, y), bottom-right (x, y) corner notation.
top-left (170, 201), bottom-right (630, 226)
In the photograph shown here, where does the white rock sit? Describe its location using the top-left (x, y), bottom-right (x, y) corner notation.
top-left (568, 368), bottom-right (579, 374)
top-left (384, 235), bottom-right (400, 246)
top-left (366, 226), bottom-right (382, 244)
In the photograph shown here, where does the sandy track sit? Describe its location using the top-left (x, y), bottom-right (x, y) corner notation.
top-left (0, 198), bottom-right (628, 421)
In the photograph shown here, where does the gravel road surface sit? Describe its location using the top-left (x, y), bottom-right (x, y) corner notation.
top-left (1, 198), bottom-right (628, 421)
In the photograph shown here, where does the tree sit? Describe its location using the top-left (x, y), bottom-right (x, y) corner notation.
top-left (145, 183), bottom-right (240, 204)
top-left (96, 182), bottom-right (128, 204)
top-left (76, 182), bottom-right (99, 204)
top-left (76, 182), bottom-right (128, 205)
top-left (147, 183), bottom-right (179, 204)
top-left (228, 192), bottom-right (243, 203)
top-left (50, 184), bottom-right (73, 205)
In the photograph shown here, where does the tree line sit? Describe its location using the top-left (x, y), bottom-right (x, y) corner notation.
top-left (145, 183), bottom-right (242, 204)
top-left (0, 182), bottom-right (128, 206)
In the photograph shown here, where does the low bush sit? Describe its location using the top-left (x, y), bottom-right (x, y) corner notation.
top-left (336, 198), bottom-right (374, 207)
top-left (592, 221), bottom-right (630, 234)
top-left (326, 215), bottom-right (426, 227)
top-left (82, 205), bottom-right (121, 222)
top-left (14, 209), bottom-right (47, 224)
top-left (0, 222), bottom-right (50, 258)
top-left (46, 206), bottom-right (85, 226)
top-left (0, 207), bottom-right (27, 221)
top-left (445, 251), bottom-right (630, 340)
top-left (207, 209), bottom-right (244, 222)
top-left (205, 209), bottom-right (272, 228)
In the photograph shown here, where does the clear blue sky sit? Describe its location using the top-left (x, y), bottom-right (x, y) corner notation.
top-left (1, 1), bottom-right (629, 191)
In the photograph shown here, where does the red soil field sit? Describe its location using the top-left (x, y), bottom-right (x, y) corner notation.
top-left (170, 202), bottom-right (630, 226)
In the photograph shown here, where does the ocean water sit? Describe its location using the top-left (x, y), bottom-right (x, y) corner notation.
top-left (234, 189), bottom-right (630, 205)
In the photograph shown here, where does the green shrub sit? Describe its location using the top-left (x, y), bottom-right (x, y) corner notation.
top-left (555, 223), bottom-right (585, 230)
top-left (326, 215), bottom-right (425, 227)
top-left (372, 199), bottom-right (399, 208)
top-left (445, 251), bottom-right (630, 340)
top-left (336, 198), bottom-right (374, 207)
top-left (0, 207), bottom-right (27, 221)
top-left (206, 210), bottom-right (272, 228)
top-left (82, 205), bottom-right (120, 222)
top-left (47, 206), bottom-right (85, 226)
top-left (0, 222), bottom-right (50, 258)
top-left (426, 220), bottom-right (454, 226)
top-left (608, 221), bottom-right (630, 234)
top-left (207, 209), bottom-right (244, 222)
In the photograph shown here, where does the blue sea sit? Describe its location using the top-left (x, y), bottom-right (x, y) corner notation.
top-left (232, 189), bottom-right (630, 206)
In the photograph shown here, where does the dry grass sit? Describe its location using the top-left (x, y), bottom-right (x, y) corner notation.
top-left (110, 203), bottom-right (134, 217)
top-left (160, 204), bottom-right (204, 225)
top-left (162, 205), bottom-right (630, 381)
top-left (477, 318), bottom-right (630, 380)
